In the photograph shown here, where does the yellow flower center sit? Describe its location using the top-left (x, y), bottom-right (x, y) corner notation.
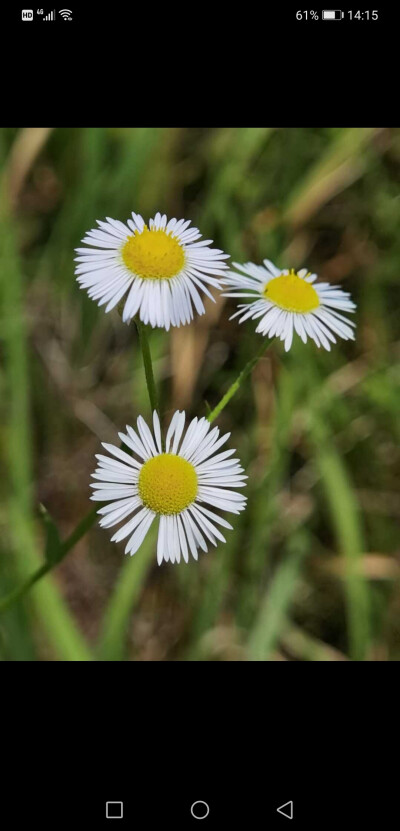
top-left (138, 453), bottom-right (198, 515)
top-left (263, 270), bottom-right (319, 313)
top-left (121, 226), bottom-right (185, 280)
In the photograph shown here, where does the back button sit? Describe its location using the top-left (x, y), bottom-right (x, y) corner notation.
top-left (277, 801), bottom-right (293, 820)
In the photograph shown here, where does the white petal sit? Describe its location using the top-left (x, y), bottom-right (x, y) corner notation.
top-left (165, 410), bottom-right (181, 453)
top-left (111, 506), bottom-right (149, 543)
top-left (100, 443), bottom-right (141, 470)
top-left (157, 516), bottom-right (166, 565)
top-left (181, 511), bottom-right (199, 561)
top-left (176, 515), bottom-right (189, 564)
top-left (153, 411), bottom-right (162, 454)
top-left (125, 511), bottom-right (155, 556)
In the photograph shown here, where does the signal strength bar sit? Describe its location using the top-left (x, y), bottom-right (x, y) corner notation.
top-left (43, 9), bottom-right (56, 20)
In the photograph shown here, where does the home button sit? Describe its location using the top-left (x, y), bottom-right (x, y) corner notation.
top-left (190, 801), bottom-right (210, 819)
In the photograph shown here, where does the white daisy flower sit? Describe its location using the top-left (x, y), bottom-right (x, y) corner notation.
top-left (90, 411), bottom-right (247, 564)
top-left (223, 259), bottom-right (356, 352)
top-left (75, 212), bottom-right (229, 330)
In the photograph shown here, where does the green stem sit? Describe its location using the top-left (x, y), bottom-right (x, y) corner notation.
top-left (207, 339), bottom-right (273, 423)
top-left (0, 507), bottom-right (98, 615)
top-left (135, 318), bottom-right (159, 415)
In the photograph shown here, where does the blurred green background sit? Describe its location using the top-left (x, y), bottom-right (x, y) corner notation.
top-left (0, 126), bottom-right (399, 661)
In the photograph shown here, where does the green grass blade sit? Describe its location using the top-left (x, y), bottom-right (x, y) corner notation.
top-left (309, 411), bottom-right (371, 661)
top-left (247, 530), bottom-right (309, 660)
top-left (0, 195), bottom-right (92, 661)
top-left (282, 127), bottom-right (380, 227)
top-left (97, 524), bottom-right (156, 661)
top-left (184, 511), bottom-right (246, 661)
top-left (235, 364), bottom-right (295, 630)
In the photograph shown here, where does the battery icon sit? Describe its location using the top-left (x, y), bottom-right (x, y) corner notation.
top-left (322, 10), bottom-right (343, 19)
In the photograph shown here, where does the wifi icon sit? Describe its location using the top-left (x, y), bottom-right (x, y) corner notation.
top-left (59, 8), bottom-right (72, 19)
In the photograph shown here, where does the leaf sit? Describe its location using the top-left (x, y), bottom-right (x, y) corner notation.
top-left (247, 530), bottom-right (309, 661)
top-left (38, 504), bottom-right (62, 565)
